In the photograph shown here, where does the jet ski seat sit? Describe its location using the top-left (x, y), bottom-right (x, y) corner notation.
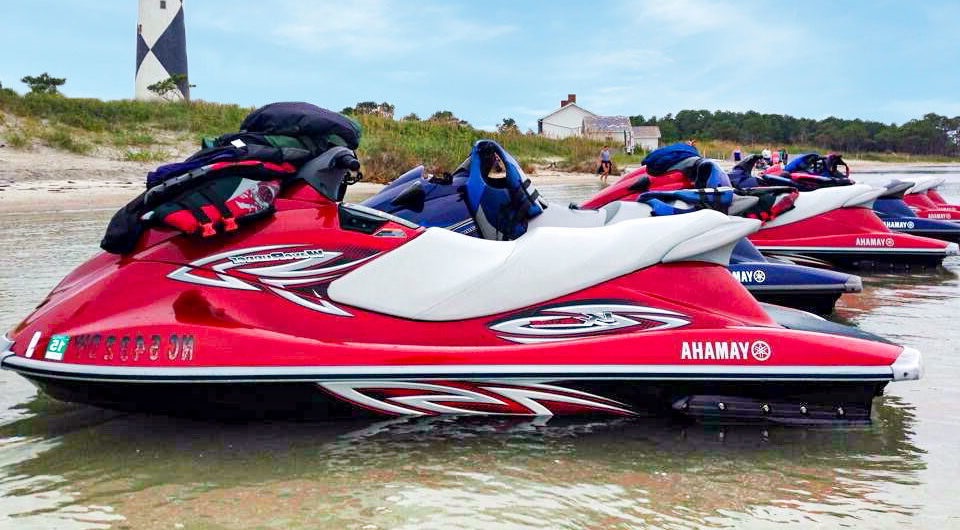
top-left (527, 201), bottom-right (654, 229)
top-left (907, 177), bottom-right (946, 194)
top-left (762, 184), bottom-right (885, 229)
top-left (329, 210), bottom-right (760, 321)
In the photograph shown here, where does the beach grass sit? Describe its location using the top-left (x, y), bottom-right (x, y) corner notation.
top-left (1, 90), bottom-right (955, 182)
top-left (0, 92), bottom-right (617, 181)
top-left (122, 149), bottom-right (170, 162)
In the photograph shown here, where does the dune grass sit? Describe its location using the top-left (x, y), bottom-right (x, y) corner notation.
top-left (2, 91), bottom-right (952, 184)
top-left (0, 90), bottom-right (250, 137)
top-left (353, 114), bottom-right (619, 180)
top-left (0, 91), bottom-right (617, 181)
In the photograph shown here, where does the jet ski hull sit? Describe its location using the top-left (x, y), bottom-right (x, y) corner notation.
top-left (583, 170), bottom-right (956, 270)
top-left (2, 357), bottom-right (893, 425)
top-left (873, 197), bottom-right (960, 242)
top-left (1, 308), bottom-right (919, 425)
top-left (0, 139), bottom-right (923, 427)
top-left (749, 207), bottom-right (958, 269)
top-left (728, 262), bottom-right (859, 315)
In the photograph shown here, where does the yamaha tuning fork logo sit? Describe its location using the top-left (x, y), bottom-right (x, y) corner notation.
top-left (750, 340), bottom-right (772, 361)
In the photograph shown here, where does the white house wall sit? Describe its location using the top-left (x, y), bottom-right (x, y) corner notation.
top-left (541, 106), bottom-right (594, 139)
top-left (637, 138), bottom-right (660, 151)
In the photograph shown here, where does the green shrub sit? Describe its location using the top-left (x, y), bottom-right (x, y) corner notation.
top-left (112, 130), bottom-right (156, 147)
top-left (352, 114), bottom-right (611, 181)
top-left (5, 130), bottom-right (30, 149)
top-left (0, 91), bottom-right (249, 136)
top-left (40, 127), bottom-right (91, 154)
top-left (122, 149), bottom-right (170, 162)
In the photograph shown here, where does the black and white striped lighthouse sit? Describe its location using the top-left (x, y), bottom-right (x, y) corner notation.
top-left (136, 0), bottom-right (189, 100)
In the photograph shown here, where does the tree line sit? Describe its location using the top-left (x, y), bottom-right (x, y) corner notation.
top-left (630, 110), bottom-right (960, 156)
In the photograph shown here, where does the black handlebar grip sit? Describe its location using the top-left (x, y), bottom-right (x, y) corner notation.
top-left (336, 153), bottom-right (361, 171)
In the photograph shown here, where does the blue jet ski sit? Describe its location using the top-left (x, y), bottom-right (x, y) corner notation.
top-left (872, 181), bottom-right (960, 242)
top-left (733, 154), bottom-right (960, 243)
top-left (363, 141), bottom-right (862, 315)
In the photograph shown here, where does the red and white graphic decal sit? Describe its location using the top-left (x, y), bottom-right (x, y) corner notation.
top-left (229, 179), bottom-right (279, 214)
top-left (489, 303), bottom-right (690, 344)
top-left (319, 381), bottom-right (635, 416)
top-left (168, 244), bottom-right (379, 316)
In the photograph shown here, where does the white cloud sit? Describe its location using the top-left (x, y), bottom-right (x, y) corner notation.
top-left (629, 0), bottom-right (737, 36)
top-left (191, 0), bottom-right (516, 59)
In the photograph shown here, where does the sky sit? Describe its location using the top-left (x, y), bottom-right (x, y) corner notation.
top-left (2, 0), bottom-right (959, 131)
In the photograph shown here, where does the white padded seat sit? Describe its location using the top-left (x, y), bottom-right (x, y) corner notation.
top-left (762, 184), bottom-right (884, 229)
top-left (329, 210), bottom-right (760, 321)
top-left (528, 201), bottom-right (654, 229)
top-left (907, 177), bottom-right (946, 194)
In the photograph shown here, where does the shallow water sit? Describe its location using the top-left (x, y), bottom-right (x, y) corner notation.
top-left (0, 169), bottom-right (958, 529)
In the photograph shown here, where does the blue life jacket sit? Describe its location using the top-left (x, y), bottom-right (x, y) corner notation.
top-left (641, 143), bottom-right (701, 175)
top-left (783, 153), bottom-right (821, 173)
top-left (463, 140), bottom-right (545, 240)
top-left (639, 188), bottom-right (735, 216)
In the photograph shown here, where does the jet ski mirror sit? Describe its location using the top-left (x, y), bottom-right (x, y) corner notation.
top-left (391, 181), bottom-right (427, 213)
top-left (296, 146), bottom-right (362, 202)
top-left (429, 172), bottom-right (454, 185)
top-left (732, 154), bottom-right (763, 175)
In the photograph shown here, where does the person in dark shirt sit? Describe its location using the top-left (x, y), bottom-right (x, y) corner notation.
top-left (598, 145), bottom-right (612, 183)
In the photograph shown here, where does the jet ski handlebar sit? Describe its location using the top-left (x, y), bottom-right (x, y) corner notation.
top-left (296, 147), bottom-right (363, 202)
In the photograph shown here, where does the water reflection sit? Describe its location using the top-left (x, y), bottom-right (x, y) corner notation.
top-left (837, 265), bottom-right (959, 319)
top-left (0, 397), bottom-right (923, 529)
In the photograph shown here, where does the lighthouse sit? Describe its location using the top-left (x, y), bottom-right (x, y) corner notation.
top-left (135, 0), bottom-right (189, 100)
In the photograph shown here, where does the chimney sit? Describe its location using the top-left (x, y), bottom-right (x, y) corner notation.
top-left (567, 94), bottom-right (576, 104)
top-left (560, 99), bottom-right (568, 107)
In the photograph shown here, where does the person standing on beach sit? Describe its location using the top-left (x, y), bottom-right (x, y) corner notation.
top-left (761, 147), bottom-right (772, 163)
top-left (733, 146), bottom-right (742, 162)
top-left (598, 145), bottom-right (612, 183)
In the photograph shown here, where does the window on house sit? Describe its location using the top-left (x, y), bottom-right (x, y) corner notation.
top-left (160, 1), bottom-right (166, 8)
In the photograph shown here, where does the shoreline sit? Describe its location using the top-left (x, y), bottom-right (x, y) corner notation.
top-left (0, 146), bottom-right (956, 214)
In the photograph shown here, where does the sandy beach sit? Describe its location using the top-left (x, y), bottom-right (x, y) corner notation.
top-left (0, 145), bottom-right (954, 214)
top-left (0, 146), bottom-right (603, 214)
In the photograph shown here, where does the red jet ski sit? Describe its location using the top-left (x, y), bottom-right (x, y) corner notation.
top-left (0, 110), bottom-right (922, 424)
top-left (583, 155), bottom-right (958, 269)
top-left (902, 177), bottom-right (960, 221)
top-left (0, 103), bottom-right (921, 423)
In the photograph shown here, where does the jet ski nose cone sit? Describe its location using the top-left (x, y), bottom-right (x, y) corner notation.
top-left (946, 242), bottom-right (960, 256)
top-left (844, 275), bottom-right (863, 293)
top-left (892, 347), bottom-right (923, 381)
top-left (0, 333), bottom-right (12, 356)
